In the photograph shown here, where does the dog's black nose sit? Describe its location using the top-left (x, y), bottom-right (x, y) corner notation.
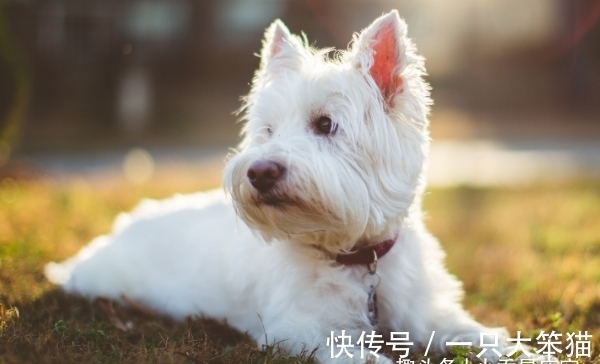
top-left (247, 160), bottom-right (284, 192)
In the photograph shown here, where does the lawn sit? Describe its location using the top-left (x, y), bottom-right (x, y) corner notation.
top-left (0, 170), bottom-right (599, 363)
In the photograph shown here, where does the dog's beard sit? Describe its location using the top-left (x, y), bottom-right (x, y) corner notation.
top-left (232, 184), bottom-right (358, 253)
top-left (250, 188), bottom-right (295, 208)
top-left (224, 156), bottom-right (373, 254)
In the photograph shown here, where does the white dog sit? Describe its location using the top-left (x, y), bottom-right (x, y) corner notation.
top-left (47, 11), bottom-right (521, 363)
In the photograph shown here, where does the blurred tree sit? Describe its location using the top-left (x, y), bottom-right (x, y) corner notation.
top-left (0, 0), bottom-right (31, 165)
top-left (558, 0), bottom-right (600, 109)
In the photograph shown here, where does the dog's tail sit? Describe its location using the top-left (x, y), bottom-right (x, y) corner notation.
top-left (44, 235), bottom-right (110, 287)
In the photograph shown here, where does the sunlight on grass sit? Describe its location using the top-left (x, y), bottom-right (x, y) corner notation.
top-left (1, 170), bottom-right (599, 363)
top-left (423, 184), bottom-right (600, 354)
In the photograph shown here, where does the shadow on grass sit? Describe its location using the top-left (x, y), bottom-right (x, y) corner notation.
top-left (1, 289), bottom-right (315, 364)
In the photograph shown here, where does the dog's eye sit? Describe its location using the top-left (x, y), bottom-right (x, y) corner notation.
top-left (314, 116), bottom-right (334, 135)
top-left (267, 127), bottom-right (273, 137)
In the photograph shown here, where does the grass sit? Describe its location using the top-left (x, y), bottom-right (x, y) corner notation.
top-left (0, 168), bottom-right (599, 363)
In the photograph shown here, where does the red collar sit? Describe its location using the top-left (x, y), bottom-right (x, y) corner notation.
top-left (335, 235), bottom-right (397, 265)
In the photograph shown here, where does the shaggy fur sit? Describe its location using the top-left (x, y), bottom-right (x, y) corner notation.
top-left (46, 11), bottom-right (534, 363)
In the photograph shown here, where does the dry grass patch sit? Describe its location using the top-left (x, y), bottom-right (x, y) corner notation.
top-left (1, 170), bottom-right (599, 363)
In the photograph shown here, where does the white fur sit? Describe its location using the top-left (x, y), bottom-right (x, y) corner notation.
top-left (47, 11), bottom-right (532, 363)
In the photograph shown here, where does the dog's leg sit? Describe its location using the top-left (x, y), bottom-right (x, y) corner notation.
top-left (422, 272), bottom-right (510, 362)
top-left (378, 232), bottom-right (509, 363)
top-left (427, 306), bottom-right (509, 362)
top-left (250, 299), bottom-right (395, 364)
top-left (383, 292), bottom-right (509, 363)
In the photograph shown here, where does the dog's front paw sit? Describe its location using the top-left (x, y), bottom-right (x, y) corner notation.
top-left (502, 345), bottom-right (558, 364)
top-left (448, 328), bottom-right (558, 364)
top-left (443, 326), bottom-right (509, 363)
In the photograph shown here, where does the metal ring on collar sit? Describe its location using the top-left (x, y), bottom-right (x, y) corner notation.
top-left (363, 270), bottom-right (381, 288)
top-left (367, 249), bottom-right (378, 274)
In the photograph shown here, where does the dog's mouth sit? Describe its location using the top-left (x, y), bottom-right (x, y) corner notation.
top-left (253, 191), bottom-right (292, 207)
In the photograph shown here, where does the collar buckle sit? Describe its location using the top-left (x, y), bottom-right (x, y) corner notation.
top-left (335, 234), bottom-right (398, 266)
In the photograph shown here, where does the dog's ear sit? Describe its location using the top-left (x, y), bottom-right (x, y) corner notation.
top-left (259, 20), bottom-right (304, 75)
top-left (349, 11), bottom-right (409, 108)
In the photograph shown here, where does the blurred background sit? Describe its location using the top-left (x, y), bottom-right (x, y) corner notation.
top-left (0, 0), bottom-right (599, 186)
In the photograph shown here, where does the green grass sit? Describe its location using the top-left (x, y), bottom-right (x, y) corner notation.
top-left (1, 172), bottom-right (599, 363)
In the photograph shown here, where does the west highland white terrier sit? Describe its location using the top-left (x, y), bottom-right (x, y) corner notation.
top-left (47, 11), bottom-right (530, 363)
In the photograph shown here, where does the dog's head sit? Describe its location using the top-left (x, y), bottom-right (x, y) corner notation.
top-left (224, 11), bottom-right (431, 254)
